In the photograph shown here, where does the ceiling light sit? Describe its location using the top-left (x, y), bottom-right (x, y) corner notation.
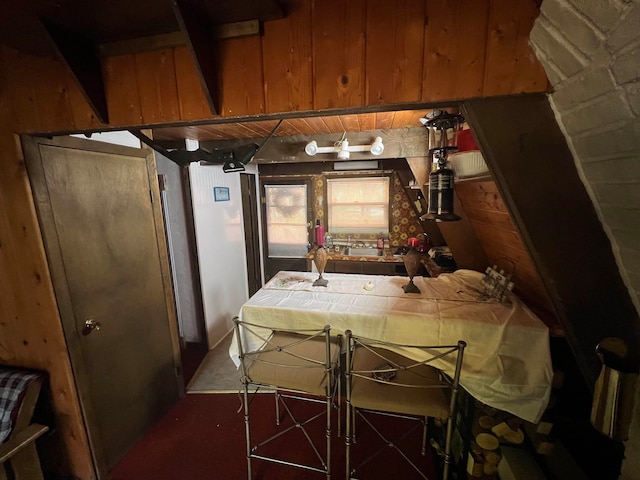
top-left (338, 140), bottom-right (350, 160)
top-left (370, 137), bottom-right (384, 155)
top-left (222, 161), bottom-right (245, 173)
top-left (305, 140), bottom-right (319, 156)
top-left (304, 137), bottom-right (384, 160)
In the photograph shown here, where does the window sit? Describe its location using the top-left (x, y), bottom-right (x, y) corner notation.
top-left (264, 184), bottom-right (309, 257)
top-left (327, 177), bottom-right (389, 235)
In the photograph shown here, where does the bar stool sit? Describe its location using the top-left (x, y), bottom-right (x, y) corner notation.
top-left (233, 317), bottom-right (342, 479)
top-left (344, 331), bottom-right (466, 480)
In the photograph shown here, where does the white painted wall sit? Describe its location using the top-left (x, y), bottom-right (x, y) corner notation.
top-left (156, 153), bottom-right (204, 343)
top-left (70, 131), bottom-right (141, 148)
top-left (189, 161), bottom-right (258, 348)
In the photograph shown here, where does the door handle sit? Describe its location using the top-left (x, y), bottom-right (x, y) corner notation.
top-left (82, 318), bottom-right (102, 336)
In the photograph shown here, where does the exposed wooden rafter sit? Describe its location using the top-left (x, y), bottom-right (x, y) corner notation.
top-left (171, 0), bottom-right (220, 115)
top-left (40, 20), bottom-right (109, 124)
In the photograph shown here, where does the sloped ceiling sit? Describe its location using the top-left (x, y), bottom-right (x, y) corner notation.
top-left (0, 0), bottom-right (284, 55)
top-left (0, 0), bottom-right (284, 121)
top-left (0, 2), bottom-right (449, 143)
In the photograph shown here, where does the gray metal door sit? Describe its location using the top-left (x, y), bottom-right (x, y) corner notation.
top-left (24, 136), bottom-right (182, 478)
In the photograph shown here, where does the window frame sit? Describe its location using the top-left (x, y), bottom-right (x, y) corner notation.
top-left (323, 173), bottom-right (392, 236)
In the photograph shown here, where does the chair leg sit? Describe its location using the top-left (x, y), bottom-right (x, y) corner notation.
top-left (10, 445), bottom-right (45, 480)
top-left (442, 415), bottom-right (454, 480)
top-left (352, 407), bottom-right (357, 443)
top-left (275, 391), bottom-right (281, 426)
top-left (345, 400), bottom-right (352, 480)
top-left (336, 372), bottom-right (342, 438)
top-left (326, 392), bottom-right (332, 480)
top-left (242, 382), bottom-right (253, 480)
top-left (421, 416), bottom-right (428, 456)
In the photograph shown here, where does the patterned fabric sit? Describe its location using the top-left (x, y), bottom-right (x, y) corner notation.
top-left (0, 367), bottom-right (43, 443)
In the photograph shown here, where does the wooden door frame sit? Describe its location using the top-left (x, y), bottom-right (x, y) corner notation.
top-left (240, 172), bottom-right (263, 297)
top-left (260, 177), bottom-right (314, 281)
top-left (22, 134), bottom-right (182, 478)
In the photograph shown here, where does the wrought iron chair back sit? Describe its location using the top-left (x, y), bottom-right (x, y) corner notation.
top-left (345, 331), bottom-right (465, 480)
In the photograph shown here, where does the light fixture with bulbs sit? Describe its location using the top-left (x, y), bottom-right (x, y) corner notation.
top-left (304, 136), bottom-right (384, 160)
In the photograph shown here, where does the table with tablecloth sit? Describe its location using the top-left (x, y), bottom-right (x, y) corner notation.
top-left (229, 270), bottom-right (553, 423)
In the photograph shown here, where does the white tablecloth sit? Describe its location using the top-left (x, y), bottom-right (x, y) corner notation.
top-left (230, 270), bottom-right (553, 423)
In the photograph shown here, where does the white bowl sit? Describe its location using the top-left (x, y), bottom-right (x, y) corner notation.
top-left (449, 150), bottom-right (489, 178)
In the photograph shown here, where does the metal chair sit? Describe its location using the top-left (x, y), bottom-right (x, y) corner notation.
top-left (233, 317), bottom-right (342, 479)
top-left (344, 331), bottom-right (465, 480)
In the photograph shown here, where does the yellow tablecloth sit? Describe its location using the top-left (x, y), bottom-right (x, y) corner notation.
top-left (230, 270), bottom-right (552, 423)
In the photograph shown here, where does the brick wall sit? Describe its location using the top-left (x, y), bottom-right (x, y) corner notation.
top-left (530, 1), bottom-right (640, 477)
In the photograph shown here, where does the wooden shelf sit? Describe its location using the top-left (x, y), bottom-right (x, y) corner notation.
top-left (395, 167), bottom-right (446, 246)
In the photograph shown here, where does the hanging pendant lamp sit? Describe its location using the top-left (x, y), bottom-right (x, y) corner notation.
top-left (419, 110), bottom-right (464, 222)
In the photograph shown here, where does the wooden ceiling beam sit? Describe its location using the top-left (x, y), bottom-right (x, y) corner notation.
top-left (40, 19), bottom-right (109, 124)
top-left (171, 0), bottom-right (220, 115)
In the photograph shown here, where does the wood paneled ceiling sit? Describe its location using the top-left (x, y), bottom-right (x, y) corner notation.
top-left (0, 0), bottom-right (283, 56)
top-left (151, 109), bottom-right (437, 143)
top-left (1, 2), bottom-right (456, 145)
top-left (2, 2), bottom-right (457, 142)
top-left (0, 0), bottom-right (284, 122)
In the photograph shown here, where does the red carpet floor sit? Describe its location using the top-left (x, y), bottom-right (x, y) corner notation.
top-left (108, 392), bottom-right (441, 479)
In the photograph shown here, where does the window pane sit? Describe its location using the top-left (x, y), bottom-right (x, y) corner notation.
top-left (265, 185), bottom-right (308, 257)
top-left (327, 177), bottom-right (389, 235)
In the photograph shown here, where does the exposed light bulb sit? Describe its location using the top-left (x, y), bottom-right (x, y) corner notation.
top-left (370, 137), bottom-right (384, 156)
top-left (337, 139), bottom-right (350, 159)
top-left (305, 140), bottom-right (318, 156)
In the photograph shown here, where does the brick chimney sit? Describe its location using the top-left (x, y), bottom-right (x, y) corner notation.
top-left (530, 1), bottom-right (640, 476)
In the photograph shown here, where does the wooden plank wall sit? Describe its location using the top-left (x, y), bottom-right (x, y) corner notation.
top-left (0, 0), bottom-right (548, 477)
top-left (455, 179), bottom-right (560, 332)
top-left (9, 0), bottom-right (548, 135)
